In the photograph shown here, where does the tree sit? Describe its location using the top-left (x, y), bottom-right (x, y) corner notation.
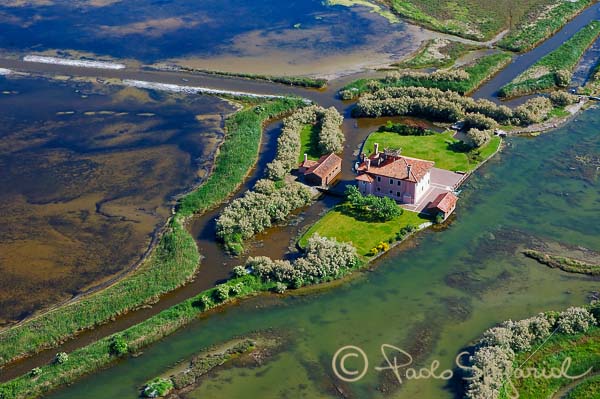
top-left (370, 196), bottom-right (402, 221)
top-left (466, 128), bottom-right (492, 148)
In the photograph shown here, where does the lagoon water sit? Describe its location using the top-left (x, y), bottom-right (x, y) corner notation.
top-left (0, 76), bottom-right (233, 323)
top-left (0, 0), bottom-right (429, 77)
top-left (48, 106), bottom-right (600, 398)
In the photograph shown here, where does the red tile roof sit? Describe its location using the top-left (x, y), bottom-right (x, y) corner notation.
top-left (357, 154), bottom-right (434, 183)
top-left (299, 159), bottom-right (318, 169)
top-left (355, 173), bottom-right (374, 183)
top-left (430, 192), bottom-right (458, 214)
top-left (305, 153), bottom-right (341, 179)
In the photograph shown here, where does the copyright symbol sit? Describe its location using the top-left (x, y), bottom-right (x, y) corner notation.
top-left (332, 345), bottom-right (369, 382)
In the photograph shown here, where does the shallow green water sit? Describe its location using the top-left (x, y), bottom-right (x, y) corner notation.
top-left (49, 108), bottom-right (599, 398)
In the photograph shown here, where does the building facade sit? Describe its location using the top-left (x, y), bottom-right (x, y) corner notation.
top-left (355, 145), bottom-right (434, 205)
top-left (298, 153), bottom-right (342, 186)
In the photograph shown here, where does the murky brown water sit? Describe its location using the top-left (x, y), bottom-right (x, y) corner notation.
top-left (0, 75), bottom-right (234, 324)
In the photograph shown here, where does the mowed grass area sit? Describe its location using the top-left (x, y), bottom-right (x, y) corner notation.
top-left (383, 0), bottom-right (557, 40)
top-left (500, 21), bottom-right (600, 98)
top-left (502, 327), bottom-right (600, 399)
top-left (299, 206), bottom-right (429, 257)
top-left (298, 124), bottom-right (321, 162)
top-left (363, 131), bottom-right (501, 172)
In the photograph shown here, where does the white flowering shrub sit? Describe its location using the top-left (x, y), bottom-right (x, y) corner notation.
top-left (464, 306), bottom-right (598, 398)
top-left (248, 235), bottom-right (358, 287)
top-left (556, 307), bottom-right (595, 335)
top-left (466, 128), bottom-right (492, 148)
top-left (513, 97), bottom-right (553, 126)
top-left (465, 346), bottom-right (515, 399)
top-left (318, 106), bottom-right (345, 154)
top-left (216, 181), bottom-right (312, 252)
top-left (549, 90), bottom-right (578, 106)
top-left (463, 112), bottom-right (498, 131)
top-left (353, 86), bottom-right (550, 128)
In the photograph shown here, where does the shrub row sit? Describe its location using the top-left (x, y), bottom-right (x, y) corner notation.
top-left (340, 53), bottom-right (512, 99)
top-left (249, 234), bottom-right (359, 288)
top-left (464, 306), bottom-right (599, 399)
top-left (353, 86), bottom-right (553, 126)
top-left (216, 180), bottom-right (312, 254)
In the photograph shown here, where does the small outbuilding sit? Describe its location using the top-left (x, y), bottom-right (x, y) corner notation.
top-left (298, 153), bottom-right (342, 186)
top-left (429, 192), bottom-right (458, 221)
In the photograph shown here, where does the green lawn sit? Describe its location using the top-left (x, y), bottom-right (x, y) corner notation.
top-left (298, 124), bottom-right (321, 162)
top-left (299, 206), bottom-right (430, 257)
top-left (363, 130), bottom-right (501, 172)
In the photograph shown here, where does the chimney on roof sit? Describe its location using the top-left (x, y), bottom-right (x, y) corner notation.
top-left (407, 164), bottom-right (412, 178)
top-left (374, 143), bottom-right (379, 155)
top-left (365, 158), bottom-right (371, 171)
top-left (303, 153), bottom-right (308, 162)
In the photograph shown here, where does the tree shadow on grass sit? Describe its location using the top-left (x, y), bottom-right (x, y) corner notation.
top-left (446, 140), bottom-right (472, 154)
top-left (336, 203), bottom-right (389, 223)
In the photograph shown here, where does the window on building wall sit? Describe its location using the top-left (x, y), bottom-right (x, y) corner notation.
top-left (377, 176), bottom-right (381, 182)
top-left (397, 181), bottom-right (401, 186)
top-left (389, 190), bottom-right (392, 194)
top-left (396, 191), bottom-right (400, 197)
top-left (377, 187), bottom-right (380, 192)
top-left (389, 179), bottom-right (393, 184)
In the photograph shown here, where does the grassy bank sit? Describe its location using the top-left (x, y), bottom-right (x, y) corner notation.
top-left (341, 52), bottom-right (512, 99)
top-left (499, 0), bottom-right (594, 52)
top-left (523, 249), bottom-right (600, 275)
top-left (178, 98), bottom-right (306, 217)
top-left (298, 204), bottom-right (429, 257)
top-left (394, 39), bottom-right (481, 69)
top-left (0, 275), bottom-right (274, 399)
top-left (500, 327), bottom-right (600, 399)
top-left (383, 0), bottom-right (562, 41)
top-left (0, 97), bottom-right (305, 369)
top-left (499, 21), bottom-right (600, 98)
top-left (363, 130), bottom-right (501, 172)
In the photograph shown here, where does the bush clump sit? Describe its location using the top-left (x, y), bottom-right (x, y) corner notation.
top-left (466, 128), bottom-right (492, 148)
top-left (54, 352), bottom-right (68, 365)
top-left (345, 185), bottom-right (402, 222)
top-left (216, 180), bottom-right (312, 254)
top-left (109, 336), bottom-right (129, 356)
top-left (549, 90), bottom-right (579, 107)
top-left (463, 306), bottom-right (598, 399)
top-left (249, 234), bottom-right (358, 287)
top-left (143, 378), bottom-right (174, 398)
